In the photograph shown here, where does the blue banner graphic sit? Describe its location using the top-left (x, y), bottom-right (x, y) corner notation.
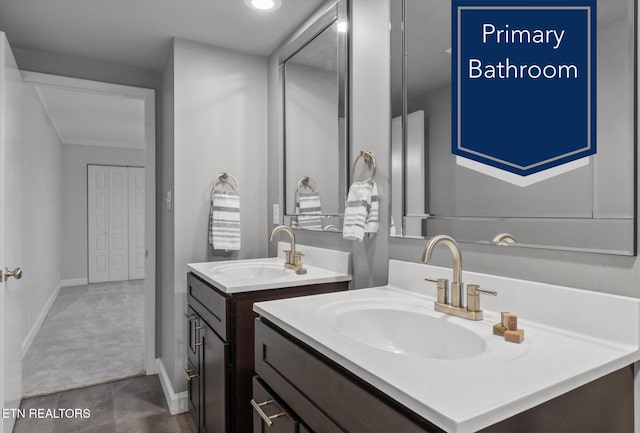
top-left (452, 0), bottom-right (596, 177)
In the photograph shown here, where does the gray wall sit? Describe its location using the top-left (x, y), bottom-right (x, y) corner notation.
top-left (162, 37), bottom-right (269, 391)
top-left (20, 84), bottom-right (63, 348)
top-left (13, 47), bottom-right (161, 91)
top-left (61, 144), bottom-right (145, 280)
top-left (268, 0), bottom-right (391, 289)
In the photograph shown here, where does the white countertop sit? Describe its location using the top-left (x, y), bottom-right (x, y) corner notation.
top-left (253, 259), bottom-right (640, 433)
top-left (187, 243), bottom-right (351, 294)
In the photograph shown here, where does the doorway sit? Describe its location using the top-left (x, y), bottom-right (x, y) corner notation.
top-left (20, 71), bottom-right (156, 387)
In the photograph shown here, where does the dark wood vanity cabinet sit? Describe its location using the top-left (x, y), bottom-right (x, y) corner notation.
top-left (253, 318), bottom-right (635, 433)
top-left (186, 271), bottom-right (348, 433)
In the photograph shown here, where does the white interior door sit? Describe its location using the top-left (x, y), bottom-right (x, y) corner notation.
top-left (88, 165), bottom-right (109, 283)
top-left (128, 167), bottom-right (145, 280)
top-left (108, 166), bottom-right (129, 281)
top-left (0, 32), bottom-right (23, 433)
top-left (88, 165), bottom-right (131, 283)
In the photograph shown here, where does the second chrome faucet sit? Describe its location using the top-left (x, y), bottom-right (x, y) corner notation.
top-left (423, 235), bottom-right (496, 320)
top-left (269, 225), bottom-right (303, 269)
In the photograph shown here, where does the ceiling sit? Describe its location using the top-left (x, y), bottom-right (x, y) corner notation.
top-left (0, 0), bottom-right (326, 71)
top-left (3, 0), bottom-right (325, 150)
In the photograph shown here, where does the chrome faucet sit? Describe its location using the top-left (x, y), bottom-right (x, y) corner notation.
top-left (269, 225), bottom-right (303, 269)
top-left (423, 235), bottom-right (464, 307)
top-left (422, 235), bottom-right (496, 320)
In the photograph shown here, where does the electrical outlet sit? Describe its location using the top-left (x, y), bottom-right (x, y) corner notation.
top-left (272, 204), bottom-right (280, 224)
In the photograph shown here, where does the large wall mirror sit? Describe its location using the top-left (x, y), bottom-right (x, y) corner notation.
top-left (281, 0), bottom-right (349, 232)
top-left (391, 0), bottom-right (637, 255)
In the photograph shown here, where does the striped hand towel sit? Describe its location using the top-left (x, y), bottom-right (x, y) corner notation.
top-left (291, 191), bottom-right (323, 230)
top-left (342, 180), bottom-right (379, 241)
top-left (366, 181), bottom-right (379, 236)
top-left (209, 190), bottom-right (241, 251)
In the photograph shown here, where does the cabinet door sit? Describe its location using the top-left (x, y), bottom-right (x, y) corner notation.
top-left (186, 358), bottom-right (200, 428)
top-left (202, 323), bottom-right (230, 433)
top-left (252, 378), bottom-right (298, 433)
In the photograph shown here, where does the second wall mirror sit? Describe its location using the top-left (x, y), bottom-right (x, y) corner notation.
top-left (281, 0), bottom-right (349, 232)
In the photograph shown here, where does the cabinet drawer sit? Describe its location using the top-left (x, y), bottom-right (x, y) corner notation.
top-left (188, 272), bottom-right (229, 340)
top-left (252, 377), bottom-right (299, 433)
top-left (255, 319), bottom-right (435, 433)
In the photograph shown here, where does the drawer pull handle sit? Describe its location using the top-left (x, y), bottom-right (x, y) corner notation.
top-left (184, 368), bottom-right (199, 381)
top-left (250, 399), bottom-right (286, 427)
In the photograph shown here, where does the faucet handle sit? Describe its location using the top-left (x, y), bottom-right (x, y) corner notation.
top-left (425, 278), bottom-right (449, 304)
top-left (466, 284), bottom-right (497, 313)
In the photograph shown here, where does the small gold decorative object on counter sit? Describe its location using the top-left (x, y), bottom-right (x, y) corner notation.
top-left (493, 323), bottom-right (507, 336)
top-left (502, 312), bottom-right (518, 331)
top-left (496, 312), bottom-right (525, 343)
top-left (505, 329), bottom-right (525, 343)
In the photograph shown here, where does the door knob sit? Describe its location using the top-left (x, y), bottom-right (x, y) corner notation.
top-left (3, 267), bottom-right (22, 281)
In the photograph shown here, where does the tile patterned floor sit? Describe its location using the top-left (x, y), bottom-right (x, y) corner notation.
top-left (13, 375), bottom-right (198, 433)
top-left (22, 280), bottom-right (145, 397)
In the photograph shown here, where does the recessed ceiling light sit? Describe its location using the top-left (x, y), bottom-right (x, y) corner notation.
top-left (244, 0), bottom-right (281, 11)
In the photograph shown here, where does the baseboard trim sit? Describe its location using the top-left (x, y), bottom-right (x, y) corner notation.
top-left (156, 358), bottom-right (188, 415)
top-left (60, 278), bottom-right (88, 287)
top-left (22, 281), bottom-right (63, 358)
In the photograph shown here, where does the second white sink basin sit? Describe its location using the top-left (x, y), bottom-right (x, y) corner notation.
top-left (212, 262), bottom-right (289, 280)
top-left (335, 308), bottom-right (486, 359)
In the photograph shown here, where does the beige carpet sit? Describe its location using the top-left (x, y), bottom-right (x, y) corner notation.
top-left (22, 280), bottom-right (145, 397)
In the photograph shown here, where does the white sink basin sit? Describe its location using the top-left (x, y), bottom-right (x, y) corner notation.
top-left (335, 308), bottom-right (486, 359)
top-left (187, 245), bottom-right (351, 294)
top-left (212, 263), bottom-right (289, 280)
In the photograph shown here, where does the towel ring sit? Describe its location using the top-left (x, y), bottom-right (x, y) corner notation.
top-left (351, 151), bottom-right (377, 182)
top-left (297, 176), bottom-right (317, 193)
top-left (211, 172), bottom-right (238, 199)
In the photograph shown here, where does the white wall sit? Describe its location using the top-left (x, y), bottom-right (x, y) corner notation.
top-left (159, 44), bottom-right (176, 392)
top-left (162, 37), bottom-right (268, 391)
top-left (61, 143), bottom-right (145, 280)
top-left (19, 84), bottom-right (63, 351)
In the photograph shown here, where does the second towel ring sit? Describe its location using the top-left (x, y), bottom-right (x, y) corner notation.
top-left (351, 151), bottom-right (377, 182)
top-left (297, 176), bottom-right (317, 193)
top-left (211, 172), bottom-right (239, 199)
